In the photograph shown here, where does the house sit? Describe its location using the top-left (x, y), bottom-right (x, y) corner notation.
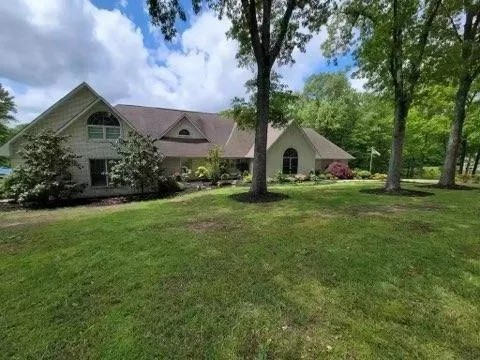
top-left (0, 83), bottom-right (353, 197)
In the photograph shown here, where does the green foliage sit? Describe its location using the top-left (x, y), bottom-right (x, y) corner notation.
top-left (2, 131), bottom-right (85, 205)
top-left (223, 75), bottom-right (300, 130)
top-left (296, 72), bottom-right (360, 147)
top-left (0, 84), bottom-right (17, 166)
top-left (110, 130), bottom-right (166, 194)
top-left (273, 170), bottom-right (288, 183)
top-left (195, 166), bottom-right (209, 180)
top-left (353, 169), bottom-right (372, 179)
top-left (205, 146), bottom-right (224, 184)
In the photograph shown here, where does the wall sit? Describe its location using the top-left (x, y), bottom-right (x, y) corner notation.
top-left (266, 124), bottom-right (316, 177)
top-left (61, 102), bottom-right (136, 197)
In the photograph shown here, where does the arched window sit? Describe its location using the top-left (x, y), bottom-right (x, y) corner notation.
top-left (283, 148), bottom-right (298, 174)
top-left (87, 112), bottom-right (120, 140)
top-left (178, 129), bottom-right (190, 136)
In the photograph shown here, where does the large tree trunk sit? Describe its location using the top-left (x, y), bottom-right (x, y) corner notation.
top-left (250, 68), bottom-right (270, 196)
top-left (472, 149), bottom-right (480, 175)
top-left (385, 97), bottom-right (409, 192)
top-left (439, 74), bottom-right (472, 187)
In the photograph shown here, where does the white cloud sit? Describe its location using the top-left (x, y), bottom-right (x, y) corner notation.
top-left (0, 0), bottom-right (331, 123)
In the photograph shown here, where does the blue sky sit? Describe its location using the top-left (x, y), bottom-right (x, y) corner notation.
top-left (0, 0), bottom-right (359, 123)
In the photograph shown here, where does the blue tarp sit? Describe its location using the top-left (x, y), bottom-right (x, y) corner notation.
top-left (0, 166), bottom-right (12, 176)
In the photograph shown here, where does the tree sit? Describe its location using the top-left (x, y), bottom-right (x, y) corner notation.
top-left (0, 84), bottom-right (17, 166)
top-left (438, 2), bottom-right (480, 186)
top-left (223, 74), bottom-right (299, 130)
top-left (205, 145), bottom-right (224, 184)
top-left (109, 130), bottom-right (166, 195)
top-left (146, 0), bottom-right (331, 197)
top-left (296, 72), bottom-right (360, 148)
top-left (324, 0), bottom-right (443, 192)
top-left (2, 131), bottom-right (85, 205)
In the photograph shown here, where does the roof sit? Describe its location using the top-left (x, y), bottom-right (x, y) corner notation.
top-left (114, 104), bottom-right (235, 145)
top-left (0, 82), bottom-right (353, 161)
top-left (303, 128), bottom-right (355, 160)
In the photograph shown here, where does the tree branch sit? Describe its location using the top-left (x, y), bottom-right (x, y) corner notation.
top-left (406, 0), bottom-right (442, 96)
top-left (443, 4), bottom-right (463, 43)
top-left (269, 0), bottom-right (296, 67)
top-left (241, 0), bottom-right (263, 64)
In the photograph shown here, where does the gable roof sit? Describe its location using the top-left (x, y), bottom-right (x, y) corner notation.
top-left (303, 128), bottom-right (354, 160)
top-left (114, 104), bottom-right (235, 145)
top-left (0, 82), bottom-right (136, 156)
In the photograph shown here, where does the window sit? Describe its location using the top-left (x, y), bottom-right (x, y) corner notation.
top-left (89, 159), bottom-right (117, 187)
top-left (178, 129), bottom-right (190, 136)
top-left (87, 112), bottom-right (121, 140)
top-left (282, 148), bottom-right (298, 174)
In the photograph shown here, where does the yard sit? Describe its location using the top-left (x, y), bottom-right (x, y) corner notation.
top-left (1, 182), bottom-right (479, 359)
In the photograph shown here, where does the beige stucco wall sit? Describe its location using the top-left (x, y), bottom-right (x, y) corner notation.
top-left (266, 123), bottom-right (316, 177)
top-left (164, 117), bottom-right (206, 139)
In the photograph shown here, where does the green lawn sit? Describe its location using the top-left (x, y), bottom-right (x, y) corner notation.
top-left (1, 182), bottom-right (479, 359)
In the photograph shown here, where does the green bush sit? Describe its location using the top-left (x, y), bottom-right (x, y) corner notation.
top-left (294, 173), bottom-right (309, 182)
top-left (353, 169), bottom-right (372, 179)
top-left (220, 173), bottom-right (230, 181)
top-left (420, 166), bottom-right (441, 180)
top-left (2, 131), bottom-right (85, 206)
top-left (274, 170), bottom-right (288, 183)
top-left (372, 173), bottom-right (388, 181)
top-left (195, 166), bottom-right (210, 180)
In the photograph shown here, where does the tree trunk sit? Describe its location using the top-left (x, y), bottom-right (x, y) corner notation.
top-left (472, 149), bottom-right (480, 175)
top-left (439, 74), bottom-right (472, 187)
top-left (458, 138), bottom-right (467, 174)
top-left (250, 68), bottom-right (270, 196)
top-left (465, 153), bottom-right (472, 175)
top-left (385, 97), bottom-right (409, 192)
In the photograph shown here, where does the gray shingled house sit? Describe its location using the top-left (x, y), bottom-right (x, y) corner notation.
top-left (0, 82), bottom-right (353, 197)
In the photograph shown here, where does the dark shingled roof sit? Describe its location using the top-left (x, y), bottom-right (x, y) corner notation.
top-left (114, 104), bottom-right (353, 160)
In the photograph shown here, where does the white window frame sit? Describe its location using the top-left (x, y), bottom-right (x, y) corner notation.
top-left (87, 124), bottom-right (121, 141)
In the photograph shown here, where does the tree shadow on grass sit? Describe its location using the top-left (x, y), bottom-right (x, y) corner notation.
top-left (229, 192), bottom-right (289, 203)
top-left (415, 183), bottom-right (479, 191)
top-left (359, 188), bottom-right (434, 197)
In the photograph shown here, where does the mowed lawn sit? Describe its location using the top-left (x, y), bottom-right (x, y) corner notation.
top-left (1, 183), bottom-right (479, 359)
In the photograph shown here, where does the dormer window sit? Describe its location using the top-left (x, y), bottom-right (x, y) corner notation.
top-left (87, 111), bottom-right (121, 140)
top-left (178, 129), bottom-right (190, 136)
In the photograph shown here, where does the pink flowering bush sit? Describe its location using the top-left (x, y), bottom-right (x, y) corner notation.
top-left (326, 162), bottom-right (353, 179)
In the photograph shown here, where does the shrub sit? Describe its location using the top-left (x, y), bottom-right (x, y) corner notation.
top-left (372, 173), bottom-right (388, 181)
top-left (195, 166), bottom-right (209, 180)
top-left (420, 166), bottom-right (441, 180)
top-left (326, 162), bottom-right (353, 179)
top-left (110, 130), bottom-right (166, 195)
top-left (220, 173), bottom-right (230, 181)
top-left (294, 173), bottom-right (308, 182)
top-left (242, 173), bottom-right (253, 183)
top-left (206, 146), bottom-right (224, 184)
top-left (157, 176), bottom-right (182, 194)
top-left (2, 131), bottom-right (85, 205)
top-left (353, 169), bottom-right (372, 179)
top-left (274, 170), bottom-right (288, 183)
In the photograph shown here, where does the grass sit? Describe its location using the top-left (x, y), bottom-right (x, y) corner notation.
top-left (1, 182), bottom-right (479, 359)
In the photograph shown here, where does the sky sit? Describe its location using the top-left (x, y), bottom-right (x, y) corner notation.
top-left (0, 0), bottom-right (362, 124)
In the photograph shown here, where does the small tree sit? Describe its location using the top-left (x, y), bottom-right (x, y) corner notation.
top-left (0, 84), bottom-right (17, 166)
top-left (110, 130), bottom-right (166, 195)
top-left (205, 145), bottom-right (224, 184)
top-left (2, 131), bottom-right (85, 205)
